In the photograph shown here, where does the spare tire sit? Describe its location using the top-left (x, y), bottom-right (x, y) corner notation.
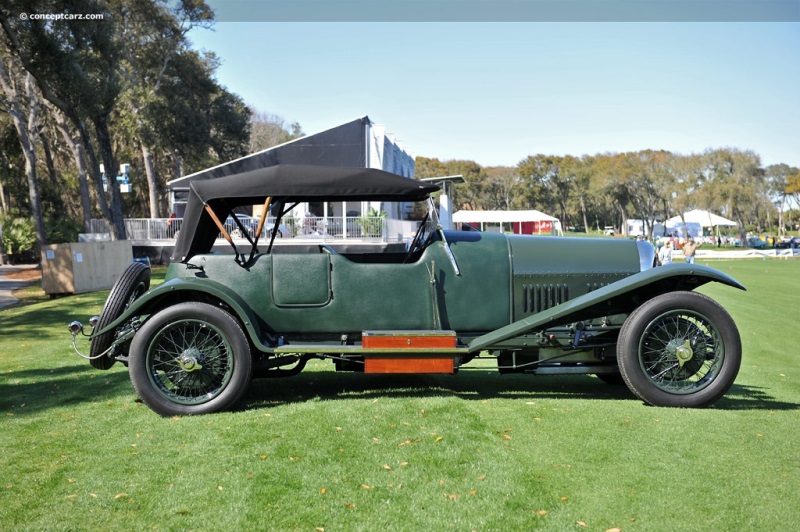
top-left (90, 262), bottom-right (151, 369)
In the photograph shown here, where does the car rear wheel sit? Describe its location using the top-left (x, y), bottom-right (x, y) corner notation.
top-left (90, 261), bottom-right (151, 369)
top-left (617, 291), bottom-right (741, 408)
top-left (129, 302), bottom-right (253, 416)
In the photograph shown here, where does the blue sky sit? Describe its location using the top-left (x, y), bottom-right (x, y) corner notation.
top-left (189, 23), bottom-right (799, 168)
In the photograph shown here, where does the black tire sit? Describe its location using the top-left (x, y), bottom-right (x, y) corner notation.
top-left (90, 262), bottom-right (151, 369)
top-left (129, 302), bottom-right (252, 416)
top-left (617, 291), bottom-right (741, 408)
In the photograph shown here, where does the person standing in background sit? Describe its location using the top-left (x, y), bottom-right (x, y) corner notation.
top-left (659, 241), bottom-right (673, 265)
top-left (682, 237), bottom-right (702, 264)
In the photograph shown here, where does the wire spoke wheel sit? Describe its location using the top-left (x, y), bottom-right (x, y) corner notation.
top-left (130, 302), bottom-right (252, 416)
top-left (617, 291), bottom-right (741, 408)
top-left (638, 310), bottom-right (723, 394)
top-left (146, 319), bottom-right (235, 405)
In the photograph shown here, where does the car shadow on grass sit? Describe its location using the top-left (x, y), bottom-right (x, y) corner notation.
top-left (0, 363), bottom-right (132, 417)
top-left (712, 383), bottom-right (800, 411)
top-left (245, 370), bottom-right (636, 409)
top-left (5, 364), bottom-right (792, 417)
top-left (245, 370), bottom-right (799, 412)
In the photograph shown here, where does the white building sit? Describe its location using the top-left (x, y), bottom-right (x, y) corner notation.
top-left (167, 116), bottom-right (415, 225)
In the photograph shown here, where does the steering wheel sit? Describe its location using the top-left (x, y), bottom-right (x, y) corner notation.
top-left (404, 212), bottom-right (429, 264)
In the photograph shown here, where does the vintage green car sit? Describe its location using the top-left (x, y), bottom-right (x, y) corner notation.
top-left (70, 165), bottom-right (745, 416)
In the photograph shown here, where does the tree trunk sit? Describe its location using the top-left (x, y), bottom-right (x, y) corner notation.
top-left (38, 130), bottom-right (61, 194)
top-left (0, 173), bottom-right (7, 213)
top-left (579, 194), bottom-right (589, 234)
top-left (54, 111), bottom-right (92, 231)
top-left (168, 149), bottom-right (183, 215)
top-left (23, 74), bottom-right (46, 247)
top-left (0, 163), bottom-right (8, 263)
top-left (93, 117), bottom-right (126, 240)
top-left (172, 149), bottom-right (183, 180)
top-left (679, 215), bottom-right (688, 240)
top-left (732, 205), bottom-right (747, 248)
top-left (21, 141), bottom-right (45, 248)
top-left (76, 119), bottom-right (113, 224)
top-left (0, 65), bottom-right (46, 248)
top-left (558, 199), bottom-right (569, 230)
top-left (141, 142), bottom-right (160, 218)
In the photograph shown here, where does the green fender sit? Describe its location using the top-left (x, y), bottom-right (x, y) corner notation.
top-left (92, 277), bottom-right (269, 350)
top-left (468, 263), bottom-right (745, 353)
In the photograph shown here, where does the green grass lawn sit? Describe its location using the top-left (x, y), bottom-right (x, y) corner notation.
top-left (2, 260), bottom-right (799, 530)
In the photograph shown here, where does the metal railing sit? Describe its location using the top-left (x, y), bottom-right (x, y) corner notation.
top-left (90, 216), bottom-right (401, 242)
top-left (90, 218), bottom-right (182, 241)
top-left (295, 216), bottom-right (393, 240)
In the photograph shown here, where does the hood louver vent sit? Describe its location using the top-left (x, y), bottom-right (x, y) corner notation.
top-left (522, 284), bottom-right (570, 314)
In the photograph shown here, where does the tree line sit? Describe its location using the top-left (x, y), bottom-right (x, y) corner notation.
top-left (0, 0), bottom-right (300, 260)
top-left (416, 150), bottom-right (800, 241)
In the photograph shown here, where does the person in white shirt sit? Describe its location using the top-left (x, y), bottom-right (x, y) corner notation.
top-left (659, 241), bottom-right (673, 265)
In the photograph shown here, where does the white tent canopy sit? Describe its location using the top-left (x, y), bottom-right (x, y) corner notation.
top-left (666, 209), bottom-right (737, 227)
top-left (655, 209), bottom-right (738, 239)
top-left (452, 209), bottom-right (563, 235)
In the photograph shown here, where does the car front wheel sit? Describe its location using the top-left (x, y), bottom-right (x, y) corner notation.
top-left (617, 291), bottom-right (741, 408)
top-left (129, 302), bottom-right (252, 416)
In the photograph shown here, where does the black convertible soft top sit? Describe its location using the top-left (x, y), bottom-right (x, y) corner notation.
top-left (172, 165), bottom-right (439, 262)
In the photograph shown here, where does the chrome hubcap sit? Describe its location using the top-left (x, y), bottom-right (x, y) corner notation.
top-left (674, 340), bottom-right (694, 367)
top-left (178, 347), bottom-right (203, 372)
